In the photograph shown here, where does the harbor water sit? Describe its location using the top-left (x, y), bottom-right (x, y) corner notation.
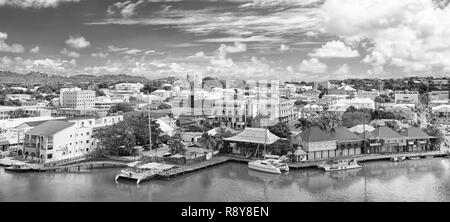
top-left (1, 158), bottom-right (450, 201)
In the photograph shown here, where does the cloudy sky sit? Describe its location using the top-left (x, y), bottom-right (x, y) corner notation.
top-left (1, 0), bottom-right (450, 81)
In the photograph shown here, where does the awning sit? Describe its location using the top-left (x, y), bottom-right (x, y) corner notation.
top-left (224, 127), bottom-right (280, 145)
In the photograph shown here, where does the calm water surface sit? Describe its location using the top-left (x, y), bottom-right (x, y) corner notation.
top-left (1, 158), bottom-right (450, 201)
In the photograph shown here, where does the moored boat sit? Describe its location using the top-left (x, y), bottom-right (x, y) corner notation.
top-left (115, 162), bottom-right (175, 185)
top-left (407, 156), bottom-right (421, 160)
top-left (248, 159), bottom-right (284, 174)
top-left (318, 159), bottom-right (362, 172)
top-left (391, 156), bottom-right (406, 162)
top-left (4, 163), bottom-right (32, 173)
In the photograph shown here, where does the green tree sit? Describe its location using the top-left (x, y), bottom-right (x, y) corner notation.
top-left (109, 103), bottom-right (134, 114)
top-left (7, 109), bottom-right (30, 118)
top-left (268, 122), bottom-right (292, 138)
top-left (127, 116), bottom-right (163, 148)
top-left (157, 103), bottom-right (171, 110)
top-left (422, 125), bottom-right (444, 150)
top-left (341, 107), bottom-right (371, 128)
top-left (93, 121), bottom-right (136, 156)
top-left (168, 138), bottom-right (186, 155)
top-left (198, 133), bottom-right (217, 150)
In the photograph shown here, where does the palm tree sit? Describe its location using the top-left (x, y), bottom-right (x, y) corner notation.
top-left (295, 118), bottom-right (314, 131)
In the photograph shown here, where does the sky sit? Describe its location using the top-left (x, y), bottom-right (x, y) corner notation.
top-left (1, 0), bottom-right (450, 81)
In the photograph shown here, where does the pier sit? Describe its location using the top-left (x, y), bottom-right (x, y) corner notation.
top-left (28, 161), bottom-right (128, 172)
top-left (158, 156), bottom-right (231, 178)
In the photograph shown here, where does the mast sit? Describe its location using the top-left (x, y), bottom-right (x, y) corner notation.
top-left (147, 90), bottom-right (152, 154)
top-left (363, 112), bottom-right (367, 154)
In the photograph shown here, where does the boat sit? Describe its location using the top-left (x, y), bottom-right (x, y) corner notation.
top-left (248, 159), bottom-right (289, 174)
top-left (115, 162), bottom-right (175, 185)
top-left (318, 159), bottom-right (362, 172)
top-left (407, 156), bottom-right (421, 160)
top-left (4, 163), bottom-right (32, 173)
top-left (391, 156), bottom-right (406, 162)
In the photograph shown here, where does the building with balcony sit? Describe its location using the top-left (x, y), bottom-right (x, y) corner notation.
top-left (292, 126), bottom-right (337, 160)
top-left (329, 127), bottom-right (363, 157)
top-left (59, 88), bottom-right (95, 109)
top-left (360, 126), bottom-right (406, 154)
top-left (400, 127), bottom-right (436, 151)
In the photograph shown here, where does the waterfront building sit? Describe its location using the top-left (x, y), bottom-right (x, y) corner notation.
top-left (292, 126), bottom-right (337, 160)
top-left (348, 124), bottom-right (375, 134)
top-left (329, 127), bottom-right (363, 156)
top-left (394, 90), bottom-right (420, 104)
top-left (224, 127), bottom-right (280, 157)
top-left (400, 127), bottom-right (436, 151)
top-left (360, 126), bottom-right (406, 154)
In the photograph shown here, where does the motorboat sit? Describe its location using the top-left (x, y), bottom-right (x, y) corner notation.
top-left (407, 156), bottom-right (421, 160)
top-left (4, 163), bottom-right (32, 173)
top-left (318, 159), bottom-right (362, 172)
top-left (248, 159), bottom-right (289, 174)
top-left (391, 156), bottom-right (406, 162)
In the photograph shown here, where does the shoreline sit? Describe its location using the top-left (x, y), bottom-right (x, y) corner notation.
top-left (1, 150), bottom-right (448, 175)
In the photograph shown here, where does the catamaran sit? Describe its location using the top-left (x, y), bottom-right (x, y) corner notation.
top-left (115, 162), bottom-right (175, 185)
top-left (318, 159), bottom-right (362, 172)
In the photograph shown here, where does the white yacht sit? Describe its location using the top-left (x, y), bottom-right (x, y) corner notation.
top-left (318, 159), bottom-right (362, 172)
top-left (248, 159), bottom-right (289, 174)
top-left (391, 156), bottom-right (406, 162)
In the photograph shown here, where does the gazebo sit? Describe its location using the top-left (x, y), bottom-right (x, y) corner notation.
top-left (224, 127), bottom-right (280, 158)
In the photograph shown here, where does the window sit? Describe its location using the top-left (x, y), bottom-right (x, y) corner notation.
top-left (47, 154), bottom-right (52, 159)
top-left (86, 140), bottom-right (89, 143)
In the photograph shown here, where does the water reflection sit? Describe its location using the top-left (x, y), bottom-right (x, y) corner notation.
top-left (1, 158), bottom-right (450, 201)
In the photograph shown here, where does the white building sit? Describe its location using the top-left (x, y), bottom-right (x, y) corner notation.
top-left (328, 98), bottom-right (375, 113)
top-left (151, 89), bottom-right (172, 99)
top-left (114, 83), bottom-right (144, 93)
top-left (356, 90), bottom-right (380, 100)
top-left (60, 88), bottom-right (95, 109)
top-left (394, 90), bottom-right (420, 104)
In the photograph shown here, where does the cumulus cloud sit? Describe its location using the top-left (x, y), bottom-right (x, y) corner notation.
top-left (217, 42), bottom-right (247, 58)
top-left (29, 46), bottom-right (40, 53)
top-left (0, 56), bottom-right (75, 74)
top-left (65, 35), bottom-right (91, 49)
top-left (107, 0), bottom-right (145, 18)
top-left (298, 58), bottom-right (327, 73)
top-left (0, 0), bottom-right (80, 8)
top-left (91, 52), bottom-right (109, 58)
top-left (280, 44), bottom-right (290, 53)
top-left (333, 64), bottom-right (350, 75)
top-left (108, 45), bottom-right (128, 52)
top-left (0, 32), bottom-right (25, 53)
top-left (308, 40), bottom-right (359, 58)
top-left (60, 48), bottom-right (80, 58)
top-left (319, 0), bottom-right (450, 73)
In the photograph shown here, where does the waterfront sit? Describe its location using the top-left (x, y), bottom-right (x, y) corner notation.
top-left (1, 158), bottom-right (450, 202)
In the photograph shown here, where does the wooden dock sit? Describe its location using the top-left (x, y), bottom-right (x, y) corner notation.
top-left (158, 156), bottom-right (231, 178)
top-left (28, 161), bottom-right (128, 172)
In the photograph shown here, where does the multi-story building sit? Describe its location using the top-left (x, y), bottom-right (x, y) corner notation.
top-left (292, 126), bottom-right (337, 160)
top-left (361, 126), bottom-right (407, 154)
top-left (21, 115), bottom-right (124, 164)
top-left (329, 127), bottom-right (363, 157)
top-left (114, 83), bottom-right (144, 93)
top-left (0, 106), bottom-right (52, 120)
top-left (394, 90), bottom-right (420, 104)
top-left (429, 91), bottom-right (449, 107)
top-left (432, 105), bottom-right (450, 128)
top-left (328, 98), bottom-right (375, 114)
top-left (401, 127), bottom-right (436, 151)
top-left (356, 90), bottom-right (380, 101)
top-left (59, 88), bottom-right (95, 109)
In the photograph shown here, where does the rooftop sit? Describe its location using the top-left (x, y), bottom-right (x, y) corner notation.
top-left (329, 127), bottom-right (364, 142)
top-left (26, 120), bottom-right (75, 137)
top-left (224, 127), bottom-right (280, 145)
